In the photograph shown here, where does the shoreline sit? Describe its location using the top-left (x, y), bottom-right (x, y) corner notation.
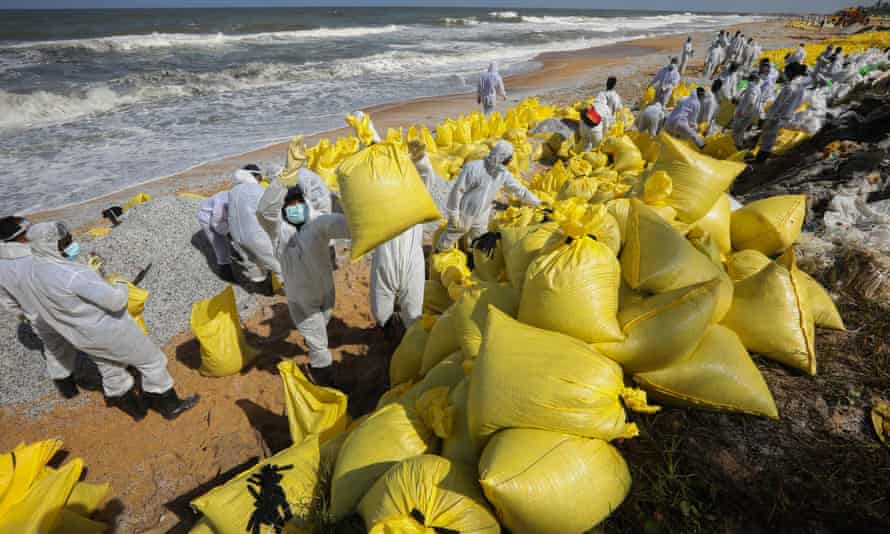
top-left (28, 20), bottom-right (792, 230)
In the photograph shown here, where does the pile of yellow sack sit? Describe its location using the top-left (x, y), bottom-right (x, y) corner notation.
top-left (760, 30), bottom-right (890, 69)
top-left (0, 439), bottom-right (110, 533)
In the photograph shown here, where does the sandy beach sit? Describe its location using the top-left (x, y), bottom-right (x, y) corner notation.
top-left (5, 16), bottom-right (876, 534)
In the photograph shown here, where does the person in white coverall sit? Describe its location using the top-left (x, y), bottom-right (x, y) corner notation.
top-left (666, 87), bottom-right (705, 148)
top-left (0, 216), bottom-right (80, 399)
top-left (369, 140), bottom-right (433, 340)
top-left (597, 76), bottom-right (624, 119)
top-left (705, 44), bottom-right (724, 79)
top-left (651, 58), bottom-right (680, 107)
top-left (732, 73), bottom-right (763, 149)
top-left (578, 97), bottom-right (610, 150)
top-left (756, 62), bottom-right (808, 162)
top-left (197, 189), bottom-right (235, 282)
top-left (757, 59), bottom-right (779, 119)
top-left (788, 44), bottom-right (807, 66)
top-left (478, 62), bottom-right (507, 116)
top-left (256, 144), bottom-right (351, 388)
top-left (637, 102), bottom-right (666, 137)
top-left (436, 141), bottom-right (541, 252)
top-left (679, 36), bottom-right (694, 76)
top-left (23, 222), bottom-right (198, 421)
top-left (698, 79), bottom-right (722, 136)
top-left (228, 164), bottom-right (281, 285)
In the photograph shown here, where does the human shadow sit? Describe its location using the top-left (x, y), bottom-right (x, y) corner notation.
top-left (235, 399), bottom-right (291, 455)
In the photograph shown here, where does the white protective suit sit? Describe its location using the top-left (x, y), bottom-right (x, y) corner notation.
top-left (788, 46), bottom-right (807, 66)
top-left (257, 181), bottom-right (350, 368)
top-left (197, 190), bottom-right (231, 266)
top-left (814, 47), bottom-right (834, 77)
top-left (0, 239), bottom-right (78, 381)
top-left (23, 222), bottom-right (174, 398)
top-left (705, 46), bottom-right (724, 78)
top-left (732, 82), bottom-right (763, 148)
top-left (679, 40), bottom-right (694, 76)
top-left (229, 172), bottom-right (281, 282)
top-left (598, 89), bottom-right (623, 119)
top-left (652, 64), bottom-right (680, 107)
top-left (698, 90), bottom-right (719, 135)
top-left (718, 69), bottom-right (741, 101)
top-left (578, 98), bottom-right (611, 150)
top-left (478, 62), bottom-right (506, 116)
top-left (296, 167), bottom-right (333, 215)
top-left (368, 153), bottom-right (435, 329)
top-left (637, 102), bottom-right (666, 137)
top-left (757, 65), bottom-right (780, 118)
top-left (759, 76), bottom-right (808, 154)
top-left (727, 35), bottom-right (743, 64)
top-left (666, 93), bottom-right (704, 147)
top-left (437, 141), bottom-right (541, 251)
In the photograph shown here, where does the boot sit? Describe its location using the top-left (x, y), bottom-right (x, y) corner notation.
top-left (304, 364), bottom-right (338, 390)
top-left (382, 314), bottom-right (406, 344)
top-left (218, 264), bottom-right (235, 283)
top-left (53, 376), bottom-right (79, 399)
top-left (754, 150), bottom-right (772, 164)
top-left (145, 388), bottom-right (200, 420)
top-left (107, 388), bottom-right (147, 421)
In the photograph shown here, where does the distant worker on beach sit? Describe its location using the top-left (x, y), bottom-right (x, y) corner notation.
top-left (637, 101), bottom-right (666, 138)
top-left (705, 41), bottom-right (724, 78)
top-left (698, 79), bottom-right (722, 136)
top-left (597, 76), bottom-right (624, 119)
top-left (0, 216), bottom-right (80, 399)
top-left (665, 87), bottom-right (706, 149)
top-left (228, 164), bottom-right (281, 288)
top-left (788, 43), bottom-right (807, 66)
top-left (256, 141), bottom-right (352, 389)
top-left (651, 57), bottom-right (680, 107)
top-left (756, 62), bottom-right (808, 162)
top-left (679, 36), bottom-right (694, 76)
top-left (478, 62), bottom-right (507, 116)
top-left (579, 99), bottom-right (609, 150)
top-left (21, 222), bottom-right (199, 421)
top-left (437, 141), bottom-right (540, 252)
top-left (732, 73), bottom-right (764, 149)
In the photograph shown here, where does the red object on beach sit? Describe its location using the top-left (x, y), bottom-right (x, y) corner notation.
top-left (586, 106), bottom-right (602, 126)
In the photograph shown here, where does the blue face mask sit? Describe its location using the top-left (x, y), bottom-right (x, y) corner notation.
top-left (63, 241), bottom-right (81, 260)
top-left (285, 204), bottom-right (306, 225)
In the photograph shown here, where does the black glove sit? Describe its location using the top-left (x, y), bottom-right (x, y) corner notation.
top-left (472, 232), bottom-right (502, 259)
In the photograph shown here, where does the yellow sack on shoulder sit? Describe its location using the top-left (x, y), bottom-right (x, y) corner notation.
top-left (330, 403), bottom-right (435, 520)
top-left (730, 195), bottom-right (806, 256)
top-left (634, 324), bottom-right (778, 418)
top-left (453, 282), bottom-right (520, 360)
top-left (191, 436), bottom-right (320, 534)
top-left (647, 134), bottom-right (745, 223)
top-left (359, 455), bottom-right (500, 534)
top-left (278, 361), bottom-right (349, 445)
top-left (190, 285), bottom-right (256, 377)
top-left (721, 251), bottom-right (817, 375)
top-left (479, 428), bottom-right (630, 534)
top-left (519, 236), bottom-right (623, 343)
top-left (620, 200), bottom-right (720, 293)
top-left (337, 142), bottom-right (442, 260)
top-left (469, 307), bottom-right (650, 446)
top-left (596, 279), bottom-right (719, 373)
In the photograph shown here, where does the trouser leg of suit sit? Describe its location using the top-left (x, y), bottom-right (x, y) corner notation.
top-left (732, 115), bottom-right (755, 148)
top-left (93, 337), bottom-right (174, 397)
top-left (370, 251), bottom-right (396, 327)
top-left (201, 225), bottom-right (231, 266)
top-left (656, 87), bottom-right (672, 107)
top-left (436, 221), bottom-right (468, 252)
top-left (31, 319), bottom-right (77, 381)
top-left (679, 57), bottom-right (688, 76)
top-left (296, 308), bottom-right (334, 368)
top-left (759, 119), bottom-right (781, 154)
top-left (230, 239), bottom-right (267, 282)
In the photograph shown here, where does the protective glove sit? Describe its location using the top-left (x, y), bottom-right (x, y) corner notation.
top-left (472, 232), bottom-right (501, 259)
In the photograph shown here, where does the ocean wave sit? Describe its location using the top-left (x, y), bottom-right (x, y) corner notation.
top-left (519, 13), bottom-right (699, 27)
top-left (0, 87), bottom-right (135, 128)
top-left (488, 11), bottom-right (520, 19)
top-left (439, 16), bottom-right (481, 26)
top-left (3, 25), bottom-right (404, 53)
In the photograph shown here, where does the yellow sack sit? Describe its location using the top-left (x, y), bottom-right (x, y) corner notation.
top-left (453, 282), bottom-right (520, 360)
top-left (519, 236), bottom-right (623, 343)
top-left (86, 227), bottom-right (111, 237)
top-left (441, 378), bottom-right (476, 466)
top-left (620, 200), bottom-right (720, 293)
top-left (330, 403), bottom-right (435, 520)
top-left (0, 458), bottom-right (82, 534)
top-left (692, 194), bottom-right (732, 255)
top-left (647, 134), bottom-right (745, 223)
top-left (730, 195), bottom-right (807, 256)
top-left (188, 518), bottom-right (214, 534)
top-left (122, 192), bottom-right (151, 211)
top-left (0, 439), bottom-right (63, 516)
top-left (423, 280), bottom-right (452, 315)
top-left (584, 151), bottom-right (609, 169)
top-left (641, 85), bottom-right (656, 108)
top-left (628, 131), bottom-right (661, 163)
top-left (125, 281), bottom-right (149, 335)
top-left (400, 351), bottom-right (465, 414)
top-left (51, 509), bottom-right (106, 534)
top-left (345, 113), bottom-right (377, 147)
top-left (65, 480), bottom-right (110, 517)
top-left (337, 143), bottom-right (442, 260)
top-left (389, 321), bottom-right (429, 386)
top-left (359, 455), bottom-right (500, 534)
top-left (429, 249), bottom-right (467, 284)
top-left (190, 285), bottom-right (256, 377)
top-left (601, 135), bottom-right (645, 173)
top-left (800, 271), bottom-right (844, 330)
top-left (278, 361), bottom-right (349, 445)
top-left (557, 176), bottom-right (599, 201)
top-left (634, 325), bottom-right (779, 418)
top-left (469, 307), bottom-right (647, 446)
top-left (419, 307), bottom-right (460, 375)
top-left (702, 132), bottom-right (739, 160)
top-left (596, 280), bottom-right (720, 373)
top-left (479, 428), bottom-right (631, 534)
top-left (721, 251), bottom-right (816, 375)
top-left (606, 198), bottom-right (631, 245)
top-left (472, 239), bottom-right (505, 283)
top-left (502, 222), bottom-right (563, 290)
top-left (726, 249), bottom-right (772, 281)
top-left (191, 436), bottom-right (320, 533)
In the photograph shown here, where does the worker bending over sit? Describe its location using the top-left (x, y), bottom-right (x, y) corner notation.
top-left (665, 87), bottom-right (706, 149)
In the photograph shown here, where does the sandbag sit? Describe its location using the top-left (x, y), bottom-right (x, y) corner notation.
top-left (429, 249), bottom-right (467, 285)
top-left (730, 195), bottom-right (806, 256)
top-left (800, 271), bottom-right (845, 330)
top-left (389, 321), bottom-right (429, 386)
top-left (0, 458), bottom-right (82, 534)
top-left (191, 436), bottom-right (320, 533)
top-left (478, 428), bottom-right (631, 534)
top-left (606, 198), bottom-right (631, 245)
top-left (441, 378), bottom-right (476, 466)
top-left (337, 142), bottom-right (441, 260)
top-left (726, 249), bottom-right (771, 282)
top-left (602, 135), bottom-right (645, 173)
top-left (634, 325), bottom-right (778, 418)
top-left (468, 307), bottom-right (649, 446)
top-left (647, 133), bottom-right (745, 222)
top-left (453, 282), bottom-right (520, 360)
top-left (557, 177), bottom-right (599, 201)
top-left (596, 279), bottom-right (719, 373)
top-left (329, 403), bottom-right (435, 520)
top-left (503, 222), bottom-right (563, 289)
top-left (692, 194), bottom-right (732, 255)
top-left (65, 480), bottom-right (110, 517)
top-left (472, 239), bottom-right (505, 283)
top-left (519, 236), bottom-right (623, 343)
top-left (123, 280), bottom-right (149, 335)
top-left (620, 200), bottom-right (720, 293)
top-left (721, 251), bottom-right (817, 375)
top-left (0, 439), bottom-right (63, 516)
top-left (358, 455), bottom-right (500, 534)
top-left (419, 307), bottom-right (460, 375)
top-left (400, 351), bottom-right (466, 412)
top-left (423, 280), bottom-right (451, 315)
top-left (190, 285), bottom-right (256, 377)
top-left (278, 361), bottom-right (349, 445)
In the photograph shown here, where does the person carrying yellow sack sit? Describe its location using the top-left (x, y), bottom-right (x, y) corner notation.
top-left (257, 137), bottom-right (351, 389)
top-left (436, 141), bottom-right (541, 252)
